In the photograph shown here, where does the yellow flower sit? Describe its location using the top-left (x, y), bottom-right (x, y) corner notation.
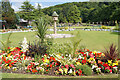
top-left (73, 70), bottom-right (76, 76)
top-left (76, 62), bottom-right (81, 65)
top-left (5, 64), bottom-right (8, 67)
top-left (108, 60), bottom-right (112, 64)
top-left (93, 51), bottom-right (97, 54)
top-left (44, 55), bottom-right (46, 57)
top-left (44, 59), bottom-right (49, 63)
top-left (101, 53), bottom-right (105, 56)
top-left (0, 50), bottom-right (1, 53)
top-left (10, 47), bottom-right (15, 51)
top-left (112, 62), bottom-right (118, 66)
top-left (90, 58), bottom-right (94, 61)
top-left (7, 53), bottom-right (11, 57)
top-left (64, 68), bottom-right (68, 74)
top-left (59, 68), bottom-right (63, 74)
top-left (22, 54), bottom-right (25, 57)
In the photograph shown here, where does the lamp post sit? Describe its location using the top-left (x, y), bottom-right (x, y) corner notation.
top-left (52, 11), bottom-right (59, 34)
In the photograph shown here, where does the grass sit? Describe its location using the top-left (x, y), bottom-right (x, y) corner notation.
top-left (1, 73), bottom-right (118, 78)
top-left (1, 30), bottom-right (118, 51)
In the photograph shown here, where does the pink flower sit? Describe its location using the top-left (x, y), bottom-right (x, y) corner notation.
top-left (52, 62), bottom-right (54, 65)
top-left (65, 64), bottom-right (69, 69)
top-left (105, 67), bottom-right (110, 70)
top-left (70, 64), bottom-right (75, 68)
top-left (89, 54), bottom-right (94, 58)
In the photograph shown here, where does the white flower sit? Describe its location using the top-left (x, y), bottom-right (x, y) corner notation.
top-left (21, 37), bottom-right (28, 52)
top-left (35, 62), bottom-right (39, 65)
top-left (92, 65), bottom-right (98, 69)
top-left (78, 55), bottom-right (82, 59)
top-left (113, 67), bottom-right (118, 70)
top-left (68, 69), bottom-right (72, 73)
top-left (86, 52), bottom-right (89, 56)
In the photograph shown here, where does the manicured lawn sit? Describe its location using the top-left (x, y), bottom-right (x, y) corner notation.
top-left (1, 30), bottom-right (118, 51)
top-left (1, 73), bottom-right (118, 78)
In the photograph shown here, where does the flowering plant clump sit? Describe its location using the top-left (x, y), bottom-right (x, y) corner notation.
top-left (0, 47), bottom-right (119, 76)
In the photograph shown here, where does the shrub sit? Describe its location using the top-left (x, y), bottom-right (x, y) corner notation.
top-left (26, 41), bottom-right (48, 57)
top-left (101, 26), bottom-right (107, 29)
top-left (76, 65), bottom-right (92, 76)
top-left (103, 43), bottom-right (118, 60)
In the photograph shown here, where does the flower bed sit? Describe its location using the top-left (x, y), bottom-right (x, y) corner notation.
top-left (0, 47), bottom-right (119, 76)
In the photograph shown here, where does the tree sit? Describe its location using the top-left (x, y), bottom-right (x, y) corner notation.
top-left (33, 3), bottom-right (44, 18)
top-left (2, 0), bottom-right (17, 29)
top-left (67, 5), bottom-right (81, 23)
top-left (19, 1), bottom-right (35, 25)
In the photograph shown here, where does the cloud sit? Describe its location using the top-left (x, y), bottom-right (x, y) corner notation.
top-left (34, 3), bottom-right (49, 9)
top-left (9, 0), bottom-right (89, 2)
top-left (11, 2), bottom-right (23, 12)
top-left (34, 3), bottom-right (42, 9)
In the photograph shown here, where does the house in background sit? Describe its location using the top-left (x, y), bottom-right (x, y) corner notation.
top-left (18, 19), bottom-right (28, 28)
top-left (0, 19), bottom-right (28, 29)
top-left (0, 20), bottom-right (6, 29)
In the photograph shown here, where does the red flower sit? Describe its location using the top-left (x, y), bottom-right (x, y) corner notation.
top-left (87, 49), bottom-right (89, 51)
top-left (5, 60), bottom-right (10, 64)
top-left (47, 65), bottom-right (49, 67)
top-left (80, 52), bottom-right (84, 54)
top-left (90, 51), bottom-right (92, 53)
top-left (0, 61), bottom-right (2, 65)
top-left (24, 56), bottom-right (26, 60)
top-left (53, 58), bottom-right (56, 61)
top-left (78, 58), bottom-right (81, 60)
top-left (11, 62), bottom-right (14, 65)
top-left (46, 70), bottom-right (48, 72)
top-left (50, 57), bottom-right (53, 60)
top-left (45, 54), bottom-right (47, 56)
top-left (8, 47), bottom-right (10, 49)
top-left (79, 69), bottom-right (82, 73)
top-left (50, 64), bottom-right (52, 68)
top-left (83, 54), bottom-right (86, 57)
top-left (61, 66), bottom-right (64, 68)
top-left (103, 63), bottom-right (109, 67)
top-left (65, 64), bottom-right (69, 69)
top-left (110, 66), bottom-right (113, 68)
top-left (78, 73), bottom-right (81, 76)
top-left (42, 58), bottom-right (44, 60)
top-left (81, 60), bottom-right (86, 64)
top-left (9, 64), bottom-right (12, 67)
top-left (32, 69), bottom-right (38, 73)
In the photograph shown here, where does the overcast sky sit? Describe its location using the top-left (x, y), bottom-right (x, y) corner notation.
top-left (0, 0), bottom-right (89, 11)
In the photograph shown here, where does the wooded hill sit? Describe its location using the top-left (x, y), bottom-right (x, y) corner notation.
top-left (42, 2), bottom-right (120, 24)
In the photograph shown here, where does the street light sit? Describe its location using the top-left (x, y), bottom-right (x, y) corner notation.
top-left (52, 11), bottom-right (59, 34)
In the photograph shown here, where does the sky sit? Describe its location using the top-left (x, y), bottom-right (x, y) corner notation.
top-left (0, 0), bottom-right (89, 12)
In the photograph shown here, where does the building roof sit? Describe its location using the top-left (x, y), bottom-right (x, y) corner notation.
top-left (52, 11), bottom-right (59, 17)
top-left (19, 19), bottom-right (27, 22)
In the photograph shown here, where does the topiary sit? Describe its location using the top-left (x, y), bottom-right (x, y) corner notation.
top-left (76, 65), bottom-right (93, 76)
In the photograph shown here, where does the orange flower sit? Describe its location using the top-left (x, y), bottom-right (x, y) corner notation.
top-left (9, 64), bottom-right (12, 67)
top-left (32, 70), bottom-right (38, 73)
top-left (46, 70), bottom-right (48, 72)
top-left (7, 53), bottom-right (11, 57)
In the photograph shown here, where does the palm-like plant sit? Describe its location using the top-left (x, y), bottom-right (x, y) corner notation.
top-left (0, 33), bottom-right (12, 52)
top-left (104, 43), bottom-right (118, 60)
top-left (64, 32), bottom-right (82, 58)
top-left (35, 17), bottom-right (48, 43)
